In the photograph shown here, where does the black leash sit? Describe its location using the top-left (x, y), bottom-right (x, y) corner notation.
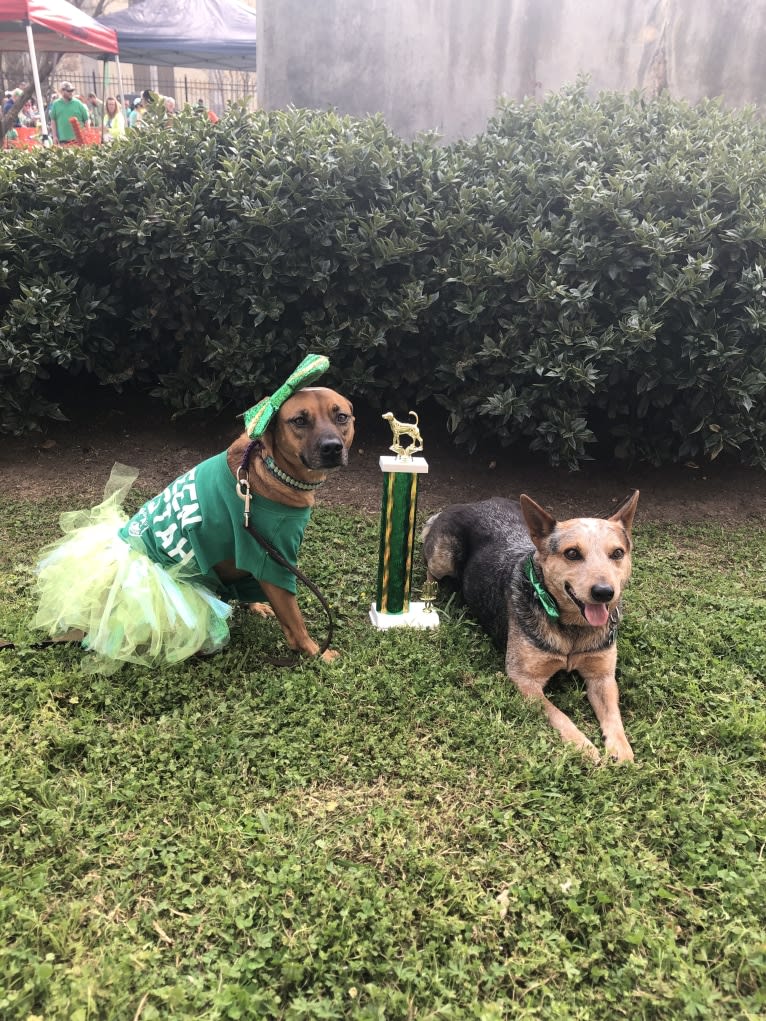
top-left (242, 518), bottom-right (334, 665)
top-left (0, 631), bottom-right (85, 652)
top-left (237, 440), bottom-right (334, 666)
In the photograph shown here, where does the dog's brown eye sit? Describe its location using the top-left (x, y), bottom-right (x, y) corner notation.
top-left (564, 547), bottom-right (582, 561)
top-left (290, 415), bottom-right (308, 428)
top-left (336, 413), bottom-right (350, 425)
top-left (610, 548), bottom-right (625, 560)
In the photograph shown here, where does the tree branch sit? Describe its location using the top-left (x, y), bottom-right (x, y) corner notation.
top-left (1, 52), bottom-right (58, 137)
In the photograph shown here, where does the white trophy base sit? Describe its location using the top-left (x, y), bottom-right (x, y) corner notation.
top-left (369, 601), bottom-right (440, 630)
top-left (379, 455), bottom-right (429, 474)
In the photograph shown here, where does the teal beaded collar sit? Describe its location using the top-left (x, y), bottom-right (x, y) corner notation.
top-left (263, 454), bottom-right (325, 492)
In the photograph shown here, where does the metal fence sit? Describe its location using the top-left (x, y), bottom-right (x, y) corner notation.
top-left (31, 70), bottom-right (257, 118)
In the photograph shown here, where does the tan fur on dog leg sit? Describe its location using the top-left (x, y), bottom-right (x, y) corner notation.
top-left (249, 602), bottom-right (276, 619)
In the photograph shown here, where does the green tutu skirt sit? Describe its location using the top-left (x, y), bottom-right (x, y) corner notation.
top-left (34, 464), bottom-right (232, 674)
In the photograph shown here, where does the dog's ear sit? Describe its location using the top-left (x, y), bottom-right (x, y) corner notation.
top-left (520, 494), bottom-right (557, 549)
top-left (608, 490), bottom-right (639, 535)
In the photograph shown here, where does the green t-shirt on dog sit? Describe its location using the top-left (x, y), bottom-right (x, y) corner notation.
top-left (118, 451), bottom-right (311, 603)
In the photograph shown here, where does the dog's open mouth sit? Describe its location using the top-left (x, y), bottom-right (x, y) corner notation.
top-left (565, 583), bottom-right (610, 628)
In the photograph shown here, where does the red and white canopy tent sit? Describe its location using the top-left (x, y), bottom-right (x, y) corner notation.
top-left (0, 0), bottom-right (118, 142)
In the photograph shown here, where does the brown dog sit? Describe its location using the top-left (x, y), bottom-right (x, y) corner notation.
top-left (33, 385), bottom-right (354, 672)
top-left (222, 387), bottom-right (354, 661)
top-left (423, 492), bottom-right (639, 762)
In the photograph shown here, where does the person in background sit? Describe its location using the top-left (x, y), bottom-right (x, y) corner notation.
top-left (19, 98), bottom-right (39, 128)
top-left (48, 81), bottom-right (89, 145)
top-left (103, 96), bottom-right (125, 141)
top-left (86, 92), bottom-right (103, 128)
top-left (195, 99), bottom-right (219, 124)
top-left (164, 96), bottom-right (176, 117)
top-left (140, 89), bottom-right (166, 123)
top-left (127, 96), bottom-right (142, 129)
top-left (3, 88), bottom-right (25, 130)
top-left (3, 91), bottom-right (18, 141)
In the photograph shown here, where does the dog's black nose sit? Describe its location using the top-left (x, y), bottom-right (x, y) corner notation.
top-left (319, 437), bottom-right (344, 457)
top-left (590, 584), bottom-right (614, 603)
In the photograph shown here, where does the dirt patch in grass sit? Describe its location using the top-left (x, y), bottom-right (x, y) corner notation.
top-left (1, 386), bottom-right (764, 524)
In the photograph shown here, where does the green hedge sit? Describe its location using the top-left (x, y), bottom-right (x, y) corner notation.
top-left (2, 83), bottom-right (766, 468)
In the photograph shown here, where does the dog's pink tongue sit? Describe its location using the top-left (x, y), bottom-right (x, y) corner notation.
top-left (584, 603), bottom-right (610, 627)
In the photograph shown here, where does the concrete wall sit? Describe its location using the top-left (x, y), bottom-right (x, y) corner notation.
top-left (259, 0), bottom-right (766, 141)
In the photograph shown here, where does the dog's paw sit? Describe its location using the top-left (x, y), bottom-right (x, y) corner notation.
top-left (604, 737), bottom-right (635, 763)
top-left (579, 740), bottom-right (602, 765)
top-left (556, 720), bottom-right (601, 764)
top-left (320, 648), bottom-right (340, 663)
top-left (249, 601), bottom-right (276, 619)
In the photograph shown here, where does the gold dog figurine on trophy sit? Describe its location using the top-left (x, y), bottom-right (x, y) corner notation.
top-left (382, 411), bottom-right (424, 459)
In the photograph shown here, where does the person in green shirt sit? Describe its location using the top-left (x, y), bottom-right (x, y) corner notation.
top-left (49, 81), bottom-right (89, 144)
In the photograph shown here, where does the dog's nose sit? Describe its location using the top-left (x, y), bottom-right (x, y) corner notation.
top-left (319, 437), bottom-right (344, 457)
top-left (590, 584), bottom-right (614, 603)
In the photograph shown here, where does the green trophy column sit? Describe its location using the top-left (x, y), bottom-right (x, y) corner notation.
top-left (369, 454), bottom-right (438, 630)
top-left (376, 466), bottom-right (419, 614)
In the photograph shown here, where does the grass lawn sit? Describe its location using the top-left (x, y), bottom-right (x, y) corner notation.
top-left (0, 493), bottom-right (764, 1020)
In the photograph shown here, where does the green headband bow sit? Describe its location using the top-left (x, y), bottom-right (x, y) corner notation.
top-left (243, 354), bottom-right (330, 439)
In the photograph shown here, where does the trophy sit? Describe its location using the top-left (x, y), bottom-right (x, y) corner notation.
top-left (369, 411), bottom-right (439, 630)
